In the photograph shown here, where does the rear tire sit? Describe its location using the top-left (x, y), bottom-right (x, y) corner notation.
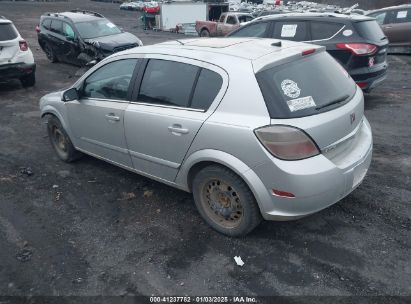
top-left (200, 29), bottom-right (210, 37)
top-left (47, 116), bottom-right (82, 163)
top-left (44, 43), bottom-right (58, 63)
top-left (192, 165), bottom-right (262, 237)
top-left (20, 73), bottom-right (35, 87)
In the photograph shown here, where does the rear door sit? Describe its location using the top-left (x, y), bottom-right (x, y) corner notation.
top-left (381, 8), bottom-right (411, 46)
top-left (0, 22), bottom-right (19, 65)
top-left (48, 19), bottom-right (66, 58)
top-left (125, 56), bottom-right (227, 182)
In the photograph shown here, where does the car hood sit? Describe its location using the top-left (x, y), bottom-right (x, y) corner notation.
top-left (84, 32), bottom-right (141, 51)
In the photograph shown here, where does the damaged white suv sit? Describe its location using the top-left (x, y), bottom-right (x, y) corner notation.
top-left (0, 16), bottom-right (36, 87)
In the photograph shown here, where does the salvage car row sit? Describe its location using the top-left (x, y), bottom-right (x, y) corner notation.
top-left (0, 6), bottom-right (408, 236)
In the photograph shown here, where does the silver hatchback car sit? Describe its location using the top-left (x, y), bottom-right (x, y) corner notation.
top-left (39, 38), bottom-right (372, 236)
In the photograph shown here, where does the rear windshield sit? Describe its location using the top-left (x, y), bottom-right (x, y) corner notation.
top-left (0, 23), bottom-right (18, 41)
top-left (256, 52), bottom-right (356, 119)
top-left (354, 20), bottom-right (386, 42)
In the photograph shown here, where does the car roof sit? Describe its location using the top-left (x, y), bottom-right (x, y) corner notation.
top-left (367, 4), bottom-right (411, 14)
top-left (118, 38), bottom-right (323, 63)
top-left (42, 11), bottom-right (103, 22)
top-left (254, 12), bottom-right (374, 22)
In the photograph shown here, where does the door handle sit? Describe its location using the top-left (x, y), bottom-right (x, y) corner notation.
top-left (105, 113), bottom-right (120, 122)
top-left (168, 125), bottom-right (189, 135)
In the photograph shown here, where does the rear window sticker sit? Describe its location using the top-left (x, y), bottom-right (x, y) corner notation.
top-left (281, 24), bottom-right (298, 38)
top-left (281, 79), bottom-right (301, 98)
top-left (107, 22), bottom-right (116, 28)
top-left (343, 29), bottom-right (353, 37)
top-left (397, 11), bottom-right (407, 19)
top-left (287, 96), bottom-right (316, 112)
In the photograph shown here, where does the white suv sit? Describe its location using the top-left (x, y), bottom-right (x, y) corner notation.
top-left (0, 16), bottom-right (36, 87)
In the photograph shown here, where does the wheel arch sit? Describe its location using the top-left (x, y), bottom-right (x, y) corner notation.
top-left (176, 149), bottom-right (271, 214)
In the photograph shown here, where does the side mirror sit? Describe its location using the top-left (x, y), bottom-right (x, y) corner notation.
top-left (62, 88), bottom-right (79, 102)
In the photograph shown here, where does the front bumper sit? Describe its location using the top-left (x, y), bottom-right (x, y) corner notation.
top-left (0, 63), bottom-right (36, 80)
top-left (247, 118), bottom-right (373, 221)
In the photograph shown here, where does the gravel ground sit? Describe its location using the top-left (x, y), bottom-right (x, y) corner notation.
top-left (0, 0), bottom-right (410, 299)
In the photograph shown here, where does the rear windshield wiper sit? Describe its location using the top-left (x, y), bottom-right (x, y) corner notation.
top-left (316, 94), bottom-right (350, 111)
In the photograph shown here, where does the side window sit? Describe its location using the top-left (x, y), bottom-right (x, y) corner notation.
top-left (42, 19), bottom-right (51, 30)
top-left (50, 20), bottom-right (63, 34)
top-left (369, 12), bottom-right (387, 25)
top-left (391, 9), bottom-right (411, 23)
top-left (272, 21), bottom-right (308, 41)
top-left (238, 15), bottom-right (253, 23)
top-left (138, 59), bottom-right (199, 108)
top-left (226, 16), bottom-right (237, 25)
top-left (219, 15), bottom-right (226, 23)
top-left (83, 59), bottom-right (138, 100)
top-left (311, 22), bottom-right (344, 40)
top-left (230, 22), bottom-right (268, 37)
top-left (191, 69), bottom-right (223, 110)
top-left (62, 23), bottom-right (76, 40)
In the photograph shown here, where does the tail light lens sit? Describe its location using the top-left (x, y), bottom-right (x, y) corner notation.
top-left (19, 40), bottom-right (29, 51)
top-left (336, 43), bottom-right (377, 56)
top-left (255, 125), bottom-right (319, 160)
top-left (35, 25), bottom-right (41, 33)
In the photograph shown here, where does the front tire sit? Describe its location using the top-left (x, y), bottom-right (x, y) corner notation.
top-left (20, 73), bottom-right (35, 87)
top-left (200, 29), bottom-right (210, 37)
top-left (47, 116), bottom-right (82, 163)
top-left (192, 165), bottom-right (262, 237)
top-left (44, 43), bottom-right (58, 63)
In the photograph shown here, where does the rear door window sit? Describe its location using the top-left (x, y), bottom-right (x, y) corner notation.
top-left (310, 21), bottom-right (344, 40)
top-left (256, 52), bottom-right (356, 119)
top-left (354, 20), bottom-right (386, 42)
top-left (0, 23), bottom-right (18, 41)
top-left (271, 21), bottom-right (309, 41)
top-left (391, 9), bottom-right (411, 23)
top-left (229, 21), bottom-right (269, 37)
top-left (191, 69), bottom-right (223, 110)
top-left (50, 20), bottom-right (63, 34)
top-left (138, 59), bottom-right (199, 108)
top-left (226, 16), bottom-right (237, 25)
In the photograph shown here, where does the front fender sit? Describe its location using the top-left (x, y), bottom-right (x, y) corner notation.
top-left (40, 104), bottom-right (74, 141)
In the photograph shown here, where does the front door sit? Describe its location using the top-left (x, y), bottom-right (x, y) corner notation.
top-left (66, 58), bottom-right (139, 167)
top-left (124, 57), bottom-right (226, 182)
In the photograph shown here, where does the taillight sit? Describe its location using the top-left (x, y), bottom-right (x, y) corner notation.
top-left (356, 82), bottom-right (367, 89)
top-left (19, 41), bottom-right (29, 51)
top-left (35, 25), bottom-right (41, 33)
top-left (302, 48), bottom-right (316, 56)
top-left (336, 43), bottom-right (377, 56)
top-left (255, 125), bottom-right (319, 160)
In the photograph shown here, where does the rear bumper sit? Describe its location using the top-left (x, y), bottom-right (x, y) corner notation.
top-left (350, 63), bottom-right (388, 91)
top-left (0, 63), bottom-right (36, 80)
top-left (246, 118), bottom-right (373, 221)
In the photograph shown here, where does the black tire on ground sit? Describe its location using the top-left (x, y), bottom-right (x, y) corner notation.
top-left (192, 165), bottom-right (262, 237)
top-left (44, 43), bottom-right (58, 63)
top-left (200, 29), bottom-right (210, 37)
top-left (47, 115), bottom-right (82, 163)
top-left (20, 72), bottom-right (35, 87)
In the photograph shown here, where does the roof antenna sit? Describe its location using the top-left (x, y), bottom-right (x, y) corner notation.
top-left (271, 41), bottom-right (282, 47)
top-left (175, 40), bottom-right (184, 45)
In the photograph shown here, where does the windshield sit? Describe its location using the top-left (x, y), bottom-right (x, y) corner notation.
top-left (256, 52), bottom-right (357, 119)
top-left (0, 23), bottom-right (18, 41)
top-left (75, 19), bottom-right (121, 39)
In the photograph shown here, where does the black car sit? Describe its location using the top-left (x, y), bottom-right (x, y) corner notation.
top-left (36, 10), bottom-right (143, 66)
top-left (228, 13), bottom-right (389, 92)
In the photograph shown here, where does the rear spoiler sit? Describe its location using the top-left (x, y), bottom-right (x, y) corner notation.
top-left (252, 44), bottom-right (326, 74)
